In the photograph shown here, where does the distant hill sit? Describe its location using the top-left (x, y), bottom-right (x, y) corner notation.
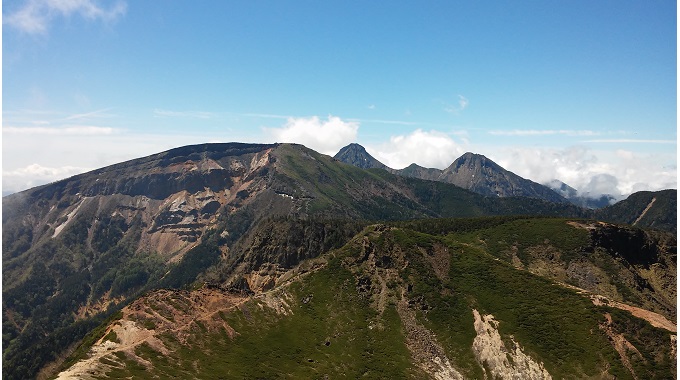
top-left (545, 179), bottom-right (617, 209)
top-left (595, 189), bottom-right (677, 232)
top-left (434, 152), bottom-right (568, 203)
top-left (334, 144), bottom-right (568, 204)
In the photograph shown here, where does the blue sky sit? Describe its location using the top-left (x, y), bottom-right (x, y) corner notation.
top-left (3, 1), bottom-right (677, 198)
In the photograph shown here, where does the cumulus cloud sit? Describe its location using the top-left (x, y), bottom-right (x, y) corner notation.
top-left (264, 115), bottom-right (359, 155)
top-left (492, 146), bottom-right (676, 199)
top-left (369, 129), bottom-right (466, 169)
top-left (3, 164), bottom-right (91, 195)
top-left (5, 0), bottom-right (127, 35)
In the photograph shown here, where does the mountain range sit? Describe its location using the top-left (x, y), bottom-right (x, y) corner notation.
top-left (2, 142), bottom-right (676, 379)
top-left (334, 143), bottom-right (617, 207)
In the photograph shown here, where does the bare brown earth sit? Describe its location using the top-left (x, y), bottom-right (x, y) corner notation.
top-left (600, 313), bottom-right (644, 380)
top-left (55, 288), bottom-right (248, 379)
top-left (591, 294), bottom-right (677, 333)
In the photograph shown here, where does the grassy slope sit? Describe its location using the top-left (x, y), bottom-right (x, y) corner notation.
top-left (99, 258), bottom-right (423, 379)
top-left (72, 218), bottom-right (674, 379)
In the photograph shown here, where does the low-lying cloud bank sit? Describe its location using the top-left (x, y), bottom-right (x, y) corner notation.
top-left (494, 147), bottom-right (676, 200)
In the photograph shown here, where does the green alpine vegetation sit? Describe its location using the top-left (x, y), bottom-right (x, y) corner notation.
top-left (55, 218), bottom-right (676, 379)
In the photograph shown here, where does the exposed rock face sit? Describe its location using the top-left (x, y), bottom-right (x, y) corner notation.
top-left (472, 310), bottom-right (552, 380)
top-left (4, 143), bottom-right (280, 265)
top-left (397, 293), bottom-right (464, 380)
top-left (55, 287), bottom-right (248, 380)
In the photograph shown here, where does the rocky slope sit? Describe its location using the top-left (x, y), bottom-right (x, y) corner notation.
top-left (56, 218), bottom-right (676, 379)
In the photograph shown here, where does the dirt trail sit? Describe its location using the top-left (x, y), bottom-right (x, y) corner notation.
top-left (600, 313), bottom-right (642, 380)
top-left (55, 288), bottom-right (248, 379)
top-left (591, 294), bottom-right (676, 332)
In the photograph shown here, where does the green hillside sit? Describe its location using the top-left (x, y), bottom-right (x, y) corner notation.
top-left (56, 218), bottom-right (676, 379)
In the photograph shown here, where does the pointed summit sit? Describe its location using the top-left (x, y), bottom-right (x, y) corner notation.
top-left (334, 143), bottom-right (388, 170)
top-left (440, 153), bottom-right (567, 203)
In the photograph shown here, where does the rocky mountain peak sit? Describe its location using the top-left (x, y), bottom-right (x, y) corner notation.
top-left (447, 152), bottom-right (501, 172)
top-left (334, 143), bottom-right (388, 170)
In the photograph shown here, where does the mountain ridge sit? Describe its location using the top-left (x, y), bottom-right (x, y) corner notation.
top-left (55, 218), bottom-right (677, 379)
top-left (333, 143), bottom-right (569, 204)
top-left (2, 141), bottom-right (676, 379)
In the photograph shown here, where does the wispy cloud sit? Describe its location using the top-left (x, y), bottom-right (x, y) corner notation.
top-left (489, 129), bottom-right (600, 137)
top-left (5, 0), bottom-right (127, 35)
top-left (3, 126), bottom-right (116, 135)
top-left (153, 109), bottom-right (215, 119)
top-left (444, 95), bottom-right (469, 114)
top-left (583, 139), bottom-right (676, 144)
top-left (64, 108), bottom-right (115, 121)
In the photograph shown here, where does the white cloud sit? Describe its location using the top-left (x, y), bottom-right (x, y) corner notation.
top-left (3, 163), bottom-right (92, 194)
top-left (491, 146), bottom-right (676, 199)
top-left (5, 0), bottom-right (127, 35)
top-left (65, 108), bottom-right (115, 120)
top-left (264, 115), bottom-right (359, 155)
top-left (2, 129), bottom-right (235, 194)
top-left (369, 129), bottom-right (466, 169)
